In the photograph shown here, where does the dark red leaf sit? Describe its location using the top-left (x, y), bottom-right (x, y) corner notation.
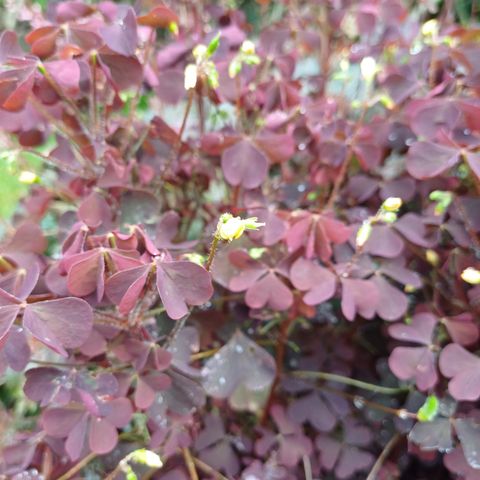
top-left (221, 139), bottom-right (269, 189)
top-left (23, 298), bottom-right (93, 356)
top-left (156, 260), bottom-right (213, 319)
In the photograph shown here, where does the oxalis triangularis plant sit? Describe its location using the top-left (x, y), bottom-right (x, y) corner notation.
top-left (1, 1), bottom-right (480, 479)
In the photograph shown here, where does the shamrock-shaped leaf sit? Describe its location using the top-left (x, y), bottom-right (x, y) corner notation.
top-left (406, 142), bottom-right (460, 179)
top-left (0, 267), bottom-right (93, 357)
top-left (228, 250), bottom-right (293, 310)
top-left (194, 413), bottom-right (241, 477)
top-left (439, 344), bottom-right (480, 401)
top-left (286, 212), bottom-right (351, 261)
top-left (388, 313), bottom-right (438, 390)
top-left (290, 257), bottom-right (337, 305)
top-left (455, 417), bottom-right (480, 469)
top-left (42, 397), bottom-right (133, 460)
top-left (221, 139), bottom-right (269, 189)
top-left (155, 259), bottom-right (213, 319)
top-left (444, 447), bottom-right (480, 480)
top-left (341, 278), bottom-right (379, 321)
top-left (155, 211), bottom-right (196, 250)
top-left (316, 418), bottom-right (374, 479)
top-left (63, 247), bottom-right (141, 301)
top-left (100, 7), bottom-right (137, 57)
top-left (409, 417), bottom-right (453, 452)
top-left (255, 404), bottom-right (313, 467)
top-left (442, 314), bottom-right (479, 346)
top-left (201, 330), bottom-right (276, 399)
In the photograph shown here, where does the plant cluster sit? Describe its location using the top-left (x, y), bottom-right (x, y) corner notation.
top-left (0, 0), bottom-right (479, 479)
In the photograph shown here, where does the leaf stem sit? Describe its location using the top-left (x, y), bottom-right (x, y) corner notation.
top-left (0, 256), bottom-right (14, 271)
top-left (319, 384), bottom-right (416, 419)
top-left (175, 89), bottom-right (195, 161)
top-left (366, 433), bottom-right (402, 480)
top-left (182, 447), bottom-right (199, 480)
top-left (164, 311), bottom-right (191, 348)
top-left (261, 314), bottom-right (295, 424)
top-left (205, 235), bottom-right (220, 272)
top-left (192, 456), bottom-right (229, 480)
top-left (291, 370), bottom-right (411, 395)
top-left (324, 148), bottom-right (352, 211)
top-left (121, 28), bottom-right (156, 155)
top-left (38, 63), bottom-right (91, 137)
top-left (57, 452), bottom-right (97, 480)
top-left (90, 52), bottom-right (98, 137)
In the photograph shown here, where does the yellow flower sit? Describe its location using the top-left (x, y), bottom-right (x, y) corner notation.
top-left (216, 213), bottom-right (265, 242)
top-left (461, 267), bottom-right (480, 285)
top-left (240, 40), bottom-right (256, 55)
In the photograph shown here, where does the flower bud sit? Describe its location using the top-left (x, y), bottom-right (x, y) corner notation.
top-left (356, 221), bottom-right (372, 248)
top-left (19, 171), bottom-right (38, 184)
top-left (360, 56), bottom-right (377, 82)
top-left (184, 64), bottom-right (197, 90)
top-left (461, 267), bottom-right (480, 285)
top-left (382, 197), bottom-right (402, 212)
top-left (193, 44), bottom-right (207, 62)
top-left (378, 211), bottom-right (397, 223)
top-left (129, 449), bottom-right (163, 468)
top-left (425, 249), bottom-right (439, 266)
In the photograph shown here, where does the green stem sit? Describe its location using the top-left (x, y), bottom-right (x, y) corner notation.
top-left (366, 433), bottom-right (402, 480)
top-left (38, 63), bottom-right (91, 137)
top-left (57, 452), bottom-right (97, 480)
top-left (144, 306), bottom-right (166, 317)
top-left (205, 235), bottom-right (220, 272)
top-left (175, 88), bottom-right (195, 161)
top-left (292, 370), bottom-right (411, 395)
top-left (0, 256), bottom-right (14, 271)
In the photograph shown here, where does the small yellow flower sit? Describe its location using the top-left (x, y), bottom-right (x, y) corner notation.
top-left (382, 197), bottom-right (403, 212)
top-left (461, 267), bottom-right (480, 285)
top-left (240, 40), bottom-right (256, 55)
top-left (216, 213), bottom-right (265, 242)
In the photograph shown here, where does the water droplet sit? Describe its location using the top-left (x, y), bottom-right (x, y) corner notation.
top-left (464, 128), bottom-right (471, 136)
top-left (388, 133), bottom-right (398, 142)
top-left (398, 409), bottom-right (409, 420)
top-left (297, 183), bottom-right (306, 192)
top-left (298, 143), bottom-right (307, 151)
top-left (218, 376), bottom-right (226, 385)
top-left (234, 344), bottom-right (244, 353)
top-left (353, 396), bottom-right (365, 409)
top-left (405, 138), bottom-right (415, 146)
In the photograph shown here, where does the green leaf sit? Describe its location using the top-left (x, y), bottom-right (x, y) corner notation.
top-left (417, 395), bottom-right (439, 422)
top-left (206, 32), bottom-right (221, 57)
